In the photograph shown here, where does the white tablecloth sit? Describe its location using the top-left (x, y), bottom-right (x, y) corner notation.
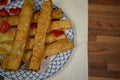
top-left (48, 0), bottom-right (88, 80)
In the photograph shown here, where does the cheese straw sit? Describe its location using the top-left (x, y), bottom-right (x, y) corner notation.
top-left (6, 0), bottom-right (34, 71)
top-left (0, 8), bottom-right (63, 28)
top-left (0, 30), bottom-right (16, 43)
top-left (1, 39), bottom-right (74, 70)
top-left (28, 0), bottom-right (52, 70)
top-left (0, 33), bottom-right (66, 55)
top-left (24, 39), bottom-right (74, 65)
top-left (0, 20), bottom-right (71, 43)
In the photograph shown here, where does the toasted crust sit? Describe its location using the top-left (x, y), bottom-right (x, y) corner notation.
top-left (29, 19), bottom-right (71, 35)
top-left (28, 0), bottom-right (52, 70)
top-left (45, 39), bottom-right (74, 57)
top-left (52, 8), bottom-right (63, 19)
top-left (0, 8), bottom-right (63, 28)
top-left (25, 38), bottom-right (34, 50)
top-left (47, 20), bottom-right (72, 33)
top-left (6, 0), bottom-right (34, 71)
top-left (23, 51), bottom-right (32, 67)
top-left (0, 42), bottom-right (12, 55)
top-left (0, 30), bottom-right (16, 43)
top-left (1, 56), bottom-right (9, 70)
top-left (7, 16), bottom-right (19, 26)
top-left (28, 28), bottom-right (36, 37)
top-left (46, 33), bottom-right (66, 44)
top-left (23, 39), bottom-right (74, 64)
top-left (0, 32), bottom-right (66, 56)
top-left (0, 16), bottom-right (18, 28)
top-left (0, 19), bottom-right (71, 43)
top-left (31, 12), bottom-right (40, 23)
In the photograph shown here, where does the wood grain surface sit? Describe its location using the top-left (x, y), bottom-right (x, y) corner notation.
top-left (88, 0), bottom-right (120, 80)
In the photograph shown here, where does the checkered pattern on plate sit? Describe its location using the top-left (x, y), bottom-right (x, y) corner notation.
top-left (0, 0), bottom-right (74, 80)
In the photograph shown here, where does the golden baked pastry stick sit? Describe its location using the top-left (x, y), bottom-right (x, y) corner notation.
top-left (45, 39), bottom-right (74, 57)
top-left (0, 30), bottom-right (16, 43)
top-left (0, 42), bottom-right (12, 55)
top-left (0, 20), bottom-right (71, 43)
top-left (22, 51), bottom-right (32, 68)
top-left (25, 38), bottom-right (34, 50)
top-left (52, 8), bottom-right (63, 19)
top-left (0, 8), bottom-right (63, 28)
top-left (6, 0), bottom-right (34, 71)
top-left (46, 33), bottom-right (66, 44)
top-left (26, 33), bottom-right (66, 50)
top-left (1, 56), bottom-right (9, 70)
top-left (1, 39), bottom-right (74, 70)
top-left (23, 39), bottom-right (74, 64)
top-left (28, 0), bottom-right (52, 70)
top-left (30, 20), bottom-right (72, 35)
top-left (31, 8), bottom-right (63, 23)
top-left (0, 33), bottom-right (66, 55)
top-left (29, 20), bottom-right (72, 35)
top-left (48, 20), bottom-right (71, 32)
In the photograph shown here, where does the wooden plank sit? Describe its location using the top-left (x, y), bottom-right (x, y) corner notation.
top-left (89, 13), bottom-right (120, 24)
top-left (89, 76), bottom-right (120, 80)
top-left (107, 63), bottom-right (120, 72)
top-left (88, 34), bottom-right (96, 42)
top-left (89, 62), bottom-right (107, 70)
top-left (89, 5), bottom-right (120, 24)
top-left (89, 53), bottom-right (120, 63)
top-left (89, 29), bottom-right (120, 36)
top-left (89, 0), bottom-right (120, 6)
top-left (89, 5), bottom-right (120, 12)
top-left (89, 50), bottom-right (120, 56)
top-left (97, 36), bottom-right (120, 43)
top-left (89, 68), bottom-right (120, 79)
top-left (89, 22), bottom-right (100, 30)
top-left (89, 42), bottom-right (120, 51)
top-left (88, 0), bottom-right (120, 79)
top-left (89, 17), bottom-right (120, 24)
top-left (89, 22), bottom-right (120, 30)
top-left (88, 43), bottom-right (106, 52)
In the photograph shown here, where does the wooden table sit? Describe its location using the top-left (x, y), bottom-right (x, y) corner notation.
top-left (88, 0), bottom-right (120, 80)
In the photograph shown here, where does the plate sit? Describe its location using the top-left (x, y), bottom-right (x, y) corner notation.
top-left (0, 0), bottom-right (74, 80)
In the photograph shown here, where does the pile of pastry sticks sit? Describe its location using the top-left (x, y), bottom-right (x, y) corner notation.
top-left (0, 0), bottom-right (74, 71)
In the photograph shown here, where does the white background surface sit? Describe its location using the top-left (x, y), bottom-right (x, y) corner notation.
top-left (48, 0), bottom-right (88, 80)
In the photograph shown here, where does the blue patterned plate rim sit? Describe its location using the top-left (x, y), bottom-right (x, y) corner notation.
top-left (0, 0), bottom-right (74, 80)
